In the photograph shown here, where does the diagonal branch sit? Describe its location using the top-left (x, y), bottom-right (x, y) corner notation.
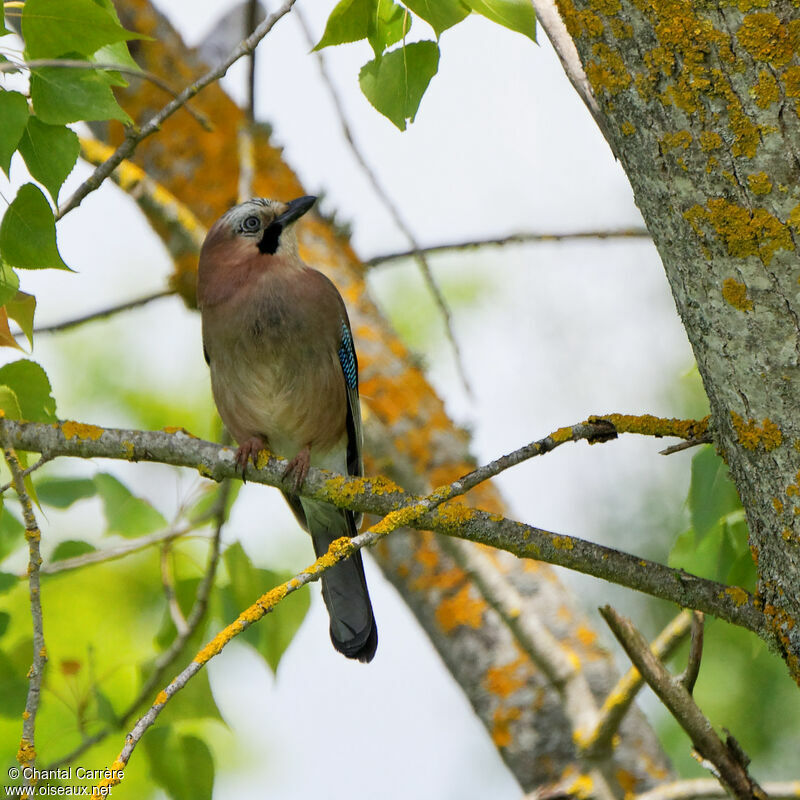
top-left (56, 0), bottom-right (299, 220)
top-left (0, 418), bottom-right (765, 637)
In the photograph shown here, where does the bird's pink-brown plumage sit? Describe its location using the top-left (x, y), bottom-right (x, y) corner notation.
top-left (198, 197), bottom-right (377, 662)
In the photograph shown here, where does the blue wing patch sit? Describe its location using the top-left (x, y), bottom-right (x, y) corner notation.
top-left (338, 320), bottom-right (358, 390)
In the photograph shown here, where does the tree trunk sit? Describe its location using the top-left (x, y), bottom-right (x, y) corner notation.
top-left (556, 0), bottom-right (800, 681)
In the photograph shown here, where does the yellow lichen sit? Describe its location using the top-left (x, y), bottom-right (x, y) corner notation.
top-left (736, 13), bottom-right (795, 67)
top-left (730, 411), bottom-right (782, 451)
top-left (62, 420), bottom-right (104, 441)
top-left (585, 43), bottom-right (632, 96)
top-left (747, 172), bottom-right (773, 195)
top-left (552, 535), bottom-right (575, 550)
top-left (620, 120), bottom-right (635, 135)
top-left (773, 497), bottom-right (785, 513)
top-left (721, 277), bottom-right (754, 311)
top-left (699, 131), bottom-right (722, 151)
top-left (752, 69), bottom-right (779, 108)
top-left (485, 655), bottom-right (528, 698)
top-left (155, 690), bottom-right (168, 706)
top-left (724, 586), bottom-right (750, 606)
top-left (660, 130), bottom-right (692, 150)
top-left (435, 584), bottom-right (487, 633)
top-left (490, 706), bottom-right (521, 748)
top-left (684, 198), bottom-right (794, 265)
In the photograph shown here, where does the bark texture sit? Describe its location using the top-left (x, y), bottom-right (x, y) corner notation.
top-left (93, 0), bottom-right (675, 791)
top-left (556, 0), bottom-right (800, 679)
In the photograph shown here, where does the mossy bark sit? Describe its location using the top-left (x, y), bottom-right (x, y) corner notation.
top-left (556, 0), bottom-right (800, 678)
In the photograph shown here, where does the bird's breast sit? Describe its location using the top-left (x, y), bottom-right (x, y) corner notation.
top-left (202, 273), bottom-right (348, 459)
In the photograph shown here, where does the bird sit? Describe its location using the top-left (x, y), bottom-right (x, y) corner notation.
top-left (197, 195), bottom-right (377, 663)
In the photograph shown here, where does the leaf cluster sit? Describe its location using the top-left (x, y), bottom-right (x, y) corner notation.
top-left (314, 0), bottom-right (536, 130)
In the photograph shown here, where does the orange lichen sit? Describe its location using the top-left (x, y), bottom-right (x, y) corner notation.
top-left (491, 706), bottom-right (521, 748)
top-left (485, 655), bottom-right (528, 698)
top-left (721, 277), bottom-right (754, 311)
top-left (62, 420), bottom-right (104, 441)
top-left (17, 738), bottom-right (35, 765)
top-left (155, 690), bottom-right (168, 706)
top-left (730, 411), bottom-right (782, 451)
top-left (435, 584), bottom-right (487, 633)
top-left (724, 586), bottom-right (750, 606)
top-left (616, 768), bottom-right (639, 796)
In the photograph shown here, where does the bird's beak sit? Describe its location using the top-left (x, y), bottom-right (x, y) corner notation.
top-left (274, 195), bottom-right (317, 227)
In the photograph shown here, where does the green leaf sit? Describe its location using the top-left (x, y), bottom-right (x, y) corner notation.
top-left (94, 472), bottom-right (167, 538)
top-left (0, 183), bottom-right (69, 270)
top-left (689, 445), bottom-right (742, 539)
top-left (0, 359), bottom-right (57, 422)
top-left (464, 0), bottom-right (536, 41)
top-left (0, 3), bottom-right (8, 36)
top-left (0, 644), bottom-right (29, 717)
top-left (22, 0), bottom-right (141, 59)
top-left (30, 66), bottom-right (132, 125)
top-left (0, 504), bottom-right (25, 561)
top-left (359, 40), bottom-right (440, 130)
top-left (219, 542), bottom-right (310, 672)
top-left (0, 260), bottom-right (21, 308)
top-left (37, 476), bottom-right (96, 508)
top-left (0, 386), bottom-right (23, 419)
top-left (0, 91), bottom-right (29, 176)
top-left (314, 0), bottom-right (375, 49)
top-left (0, 572), bottom-right (17, 594)
top-left (404, 0), bottom-right (469, 36)
top-left (368, 0), bottom-right (412, 56)
top-left (6, 291), bottom-right (37, 347)
top-left (18, 117), bottom-right (80, 204)
top-left (50, 539), bottom-right (97, 561)
top-left (0, 611), bottom-right (10, 638)
top-left (143, 729), bottom-right (214, 800)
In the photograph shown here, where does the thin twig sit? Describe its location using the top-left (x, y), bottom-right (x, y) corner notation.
top-left (660, 433), bottom-right (713, 455)
top-left (295, 7), bottom-right (473, 398)
top-left (366, 228), bottom-right (653, 266)
top-left (600, 606), bottom-right (766, 800)
top-left (0, 59), bottom-right (211, 129)
top-left (580, 610), bottom-right (693, 757)
top-left (0, 455), bottom-right (49, 494)
top-left (26, 290), bottom-right (174, 336)
top-left (245, 0), bottom-right (259, 122)
top-left (3, 442), bottom-right (47, 789)
top-left (679, 611), bottom-right (704, 694)
top-left (56, 0), bottom-right (298, 220)
top-left (237, 124), bottom-right (256, 203)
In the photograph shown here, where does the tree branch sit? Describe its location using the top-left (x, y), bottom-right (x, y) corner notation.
top-left (579, 610), bottom-right (693, 758)
top-left (365, 227), bottom-right (652, 266)
top-left (56, 0), bottom-right (298, 219)
top-left (634, 779), bottom-right (800, 800)
top-left (3, 445), bottom-right (47, 790)
top-left (600, 606), bottom-right (766, 800)
top-left (0, 418), bottom-right (765, 638)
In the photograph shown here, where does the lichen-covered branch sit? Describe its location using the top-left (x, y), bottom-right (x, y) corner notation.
top-left (1, 418), bottom-right (765, 635)
top-left (3, 444), bottom-right (47, 791)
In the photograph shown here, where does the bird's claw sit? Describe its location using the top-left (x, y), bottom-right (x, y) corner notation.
top-left (235, 436), bottom-right (266, 483)
top-left (283, 446), bottom-right (310, 493)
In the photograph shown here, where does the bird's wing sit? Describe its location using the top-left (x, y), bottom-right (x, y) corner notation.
top-left (337, 318), bottom-right (363, 481)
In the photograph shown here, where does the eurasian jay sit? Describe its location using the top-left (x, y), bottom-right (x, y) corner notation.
top-left (197, 195), bottom-right (377, 663)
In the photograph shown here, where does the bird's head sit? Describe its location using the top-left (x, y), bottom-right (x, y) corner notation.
top-left (198, 195), bottom-right (317, 307)
top-left (218, 195), bottom-right (316, 258)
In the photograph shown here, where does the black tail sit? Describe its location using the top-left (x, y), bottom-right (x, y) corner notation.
top-left (286, 492), bottom-right (377, 663)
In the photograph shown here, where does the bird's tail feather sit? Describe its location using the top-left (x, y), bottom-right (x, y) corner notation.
top-left (301, 497), bottom-right (378, 663)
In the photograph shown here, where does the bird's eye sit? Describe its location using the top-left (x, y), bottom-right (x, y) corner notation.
top-left (242, 215), bottom-right (260, 232)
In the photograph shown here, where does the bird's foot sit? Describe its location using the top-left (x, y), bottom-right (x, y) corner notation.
top-left (283, 446), bottom-right (311, 493)
top-left (235, 436), bottom-right (266, 482)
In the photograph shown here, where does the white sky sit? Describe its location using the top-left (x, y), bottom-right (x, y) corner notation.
top-left (0, 2), bottom-right (698, 797)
